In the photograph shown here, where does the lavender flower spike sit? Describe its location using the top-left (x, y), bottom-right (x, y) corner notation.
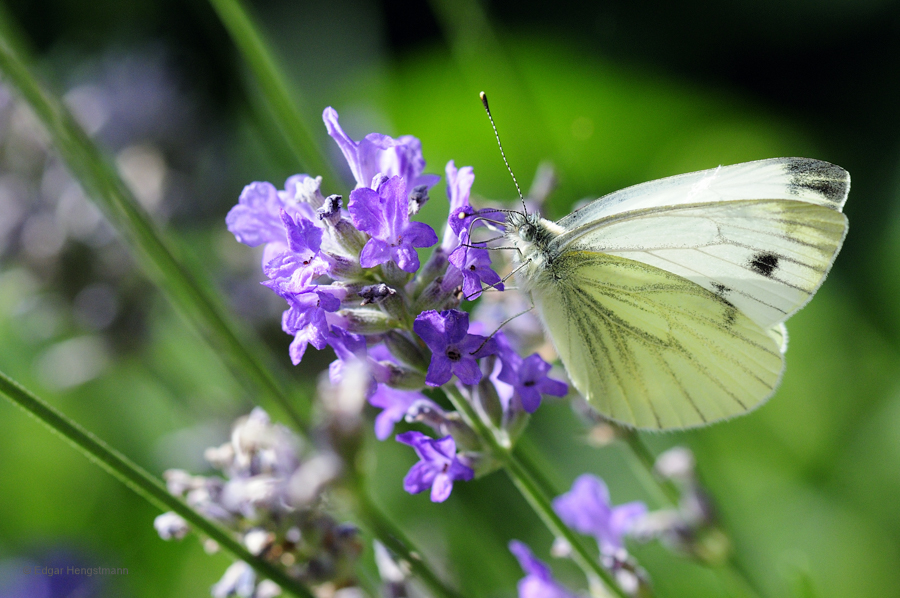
top-left (553, 474), bottom-right (647, 555)
top-left (413, 309), bottom-right (497, 386)
top-left (349, 175), bottom-right (438, 273)
top-left (396, 431), bottom-right (474, 502)
top-left (508, 540), bottom-right (578, 598)
top-left (323, 107), bottom-right (440, 190)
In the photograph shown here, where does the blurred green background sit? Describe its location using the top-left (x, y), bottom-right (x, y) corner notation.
top-left (0, 0), bottom-right (899, 596)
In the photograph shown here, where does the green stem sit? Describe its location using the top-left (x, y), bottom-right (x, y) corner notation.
top-left (0, 369), bottom-right (315, 598)
top-left (443, 386), bottom-right (631, 598)
top-left (206, 0), bottom-right (342, 189)
top-left (0, 23), bottom-right (307, 430)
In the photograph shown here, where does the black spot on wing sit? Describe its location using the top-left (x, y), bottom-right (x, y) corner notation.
top-left (749, 252), bottom-right (779, 277)
top-left (784, 158), bottom-right (849, 206)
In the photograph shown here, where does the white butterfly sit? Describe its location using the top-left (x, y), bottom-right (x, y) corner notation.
top-left (505, 158), bottom-right (849, 430)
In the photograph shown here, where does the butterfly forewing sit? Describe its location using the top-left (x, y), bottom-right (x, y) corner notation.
top-left (534, 252), bottom-right (785, 430)
top-left (555, 158), bottom-right (849, 233)
top-left (553, 199), bottom-right (848, 330)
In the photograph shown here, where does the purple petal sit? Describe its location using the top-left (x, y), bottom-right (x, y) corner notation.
top-left (609, 501), bottom-right (648, 541)
top-left (425, 355), bottom-right (453, 386)
top-left (369, 386), bottom-right (423, 441)
top-left (379, 175), bottom-right (409, 235)
top-left (396, 430), bottom-right (427, 448)
top-left (520, 354), bottom-right (552, 381)
top-left (536, 377), bottom-right (568, 398)
top-left (430, 435), bottom-right (457, 459)
top-left (403, 221), bottom-right (439, 248)
top-left (430, 473), bottom-right (454, 502)
top-left (518, 386), bottom-right (543, 413)
top-left (360, 238), bottom-right (392, 268)
top-left (447, 459), bottom-right (475, 482)
top-left (349, 187), bottom-right (387, 237)
top-left (226, 181), bottom-right (284, 247)
top-left (445, 161), bottom-right (474, 212)
top-left (441, 310), bottom-right (470, 344)
top-left (413, 311), bottom-right (449, 351)
top-left (509, 541), bottom-right (553, 581)
top-left (391, 244), bottom-right (420, 273)
top-left (323, 107), bottom-right (364, 186)
top-left (451, 357), bottom-right (482, 385)
top-left (288, 332), bottom-right (310, 365)
top-left (403, 461), bottom-right (437, 495)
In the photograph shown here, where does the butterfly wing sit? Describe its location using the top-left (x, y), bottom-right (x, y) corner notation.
top-left (550, 159), bottom-right (849, 331)
top-left (550, 199), bottom-right (847, 331)
top-left (557, 157), bottom-right (848, 231)
top-left (533, 251), bottom-right (785, 430)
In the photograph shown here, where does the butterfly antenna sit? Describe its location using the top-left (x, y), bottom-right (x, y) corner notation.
top-left (470, 304), bottom-right (536, 355)
top-left (480, 92), bottom-right (527, 214)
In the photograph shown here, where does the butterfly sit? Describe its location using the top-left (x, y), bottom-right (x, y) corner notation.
top-left (504, 158), bottom-right (849, 430)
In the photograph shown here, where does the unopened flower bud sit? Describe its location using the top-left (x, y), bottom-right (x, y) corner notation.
top-left (154, 512), bottom-right (189, 540)
top-left (408, 184), bottom-right (429, 215)
top-left (333, 308), bottom-right (400, 335)
top-left (382, 330), bottom-right (428, 370)
top-left (654, 446), bottom-right (695, 482)
top-left (317, 194), bottom-right (343, 225)
top-left (358, 283), bottom-right (395, 305)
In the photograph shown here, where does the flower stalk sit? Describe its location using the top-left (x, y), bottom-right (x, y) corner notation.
top-left (443, 385), bottom-right (632, 598)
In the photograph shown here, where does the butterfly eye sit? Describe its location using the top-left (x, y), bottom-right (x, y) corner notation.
top-left (520, 224), bottom-right (534, 242)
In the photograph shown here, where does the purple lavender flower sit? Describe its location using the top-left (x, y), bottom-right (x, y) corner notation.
top-left (349, 175), bottom-right (438, 273)
top-left (447, 230), bottom-right (504, 300)
top-left (443, 160), bottom-right (504, 251)
top-left (497, 350), bottom-right (568, 413)
top-left (395, 431), bottom-right (473, 502)
top-left (261, 210), bottom-right (329, 289)
top-left (369, 385), bottom-right (434, 441)
top-left (323, 107), bottom-right (440, 190)
top-left (226, 181), bottom-right (285, 247)
top-left (279, 286), bottom-right (344, 365)
top-left (413, 309), bottom-right (497, 386)
top-left (227, 178), bottom-right (322, 268)
top-left (508, 541), bottom-right (577, 598)
top-left (552, 474), bottom-right (647, 555)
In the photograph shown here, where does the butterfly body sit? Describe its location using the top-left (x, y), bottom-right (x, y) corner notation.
top-left (504, 158), bottom-right (849, 431)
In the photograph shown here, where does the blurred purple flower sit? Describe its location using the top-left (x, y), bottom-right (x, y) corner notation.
top-left (508, 540), bottom-right (577, 598)
top-left (413, 309), bottom-right (497, 386)
top-left (396, 431), bottom-right (473, 502)
top-left (349, 175), bottom-right (438, 273)
top-left (323, 107), bottom-right (440, 190)
top-left (553, 474), bottom-right (647, 555)
top-left (497, 351), bottom-right (568, 413)
top-left (369, 385), bottom-right (435, 441)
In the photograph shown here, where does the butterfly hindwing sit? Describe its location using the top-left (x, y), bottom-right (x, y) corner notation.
top-left (533, 251), bottom-right (785, 430)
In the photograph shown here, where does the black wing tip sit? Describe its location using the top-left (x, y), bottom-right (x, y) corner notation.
top-left (781, 158), bottom-right (850, 207)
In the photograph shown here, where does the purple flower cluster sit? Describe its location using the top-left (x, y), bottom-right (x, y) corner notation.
top-left (508, 474), bottom-right (649, 598)
top-left (227, 107), bottom-right (567, 503)
top-left (155, 408), bottom-right (362, 595)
